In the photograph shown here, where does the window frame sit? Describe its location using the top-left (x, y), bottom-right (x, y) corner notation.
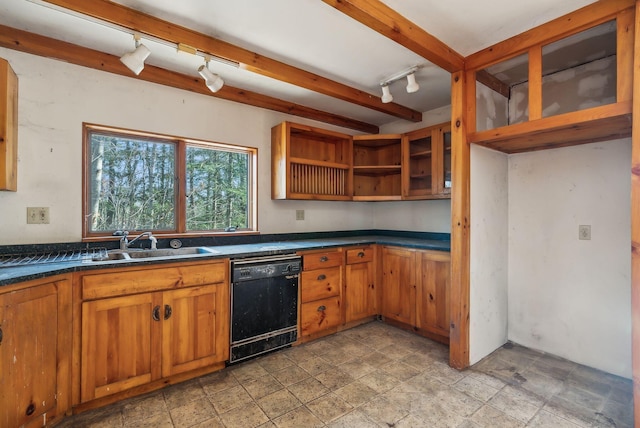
top-left (82, 123), bottom-right (258, 240)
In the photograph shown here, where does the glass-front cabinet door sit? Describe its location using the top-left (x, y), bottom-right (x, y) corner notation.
top-left (402, 122), bottom-right (451, 199)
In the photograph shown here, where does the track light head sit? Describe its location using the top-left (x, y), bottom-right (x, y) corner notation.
top-left (198, 62), bottom-right (224, 93)
top-left (381, 85), bottom-right (393, 104)
top-left (406, 73), bottom-right (419, 93)
top-left (120, 35), bottom-right (150, 75)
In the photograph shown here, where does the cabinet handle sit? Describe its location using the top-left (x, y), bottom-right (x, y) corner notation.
top-left (0, 326), bottom-right (3, 345)
top-left (164, 304), bottom-right (172, 320)
top-left (317, 274), bottom-right (326, 281)
top-left (358, 251), bottom-right (365, 258)
top-left (26, 403), bottom-right (35, 416)
top-left (152, 305), bottom-right (161, 321)
top-left (320, 256), bottom-right (328, 262)
top-left (317, 305), bottom-right (326, 312)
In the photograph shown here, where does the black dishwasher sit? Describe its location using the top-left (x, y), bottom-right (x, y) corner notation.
top-left (229, 254), bottom-right (301, 363)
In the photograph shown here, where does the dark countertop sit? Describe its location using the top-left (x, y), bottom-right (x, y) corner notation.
top-left (0, 234), bottom-right (449, 287)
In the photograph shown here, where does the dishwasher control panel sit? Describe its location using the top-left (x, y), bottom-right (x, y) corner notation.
top-left (231, 255), bottom-right (301, 282)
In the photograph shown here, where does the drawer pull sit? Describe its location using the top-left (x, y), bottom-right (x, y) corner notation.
top-left (152, 305), bottom-right (161, 321)
top-left (320, 256), bottom-right (328, 262)
top-left (0, 326), bottom-right (3, 344)
top-left (358, 251), bottom-right (365, 258)
top-left (317, 305), bottom-right (326, 311)
top-left (26, 403), bottom-right (35, 416)
top-left (317, 274), bottom-right (326, 281)
top-left (164, 304), bottom-right (172, 320)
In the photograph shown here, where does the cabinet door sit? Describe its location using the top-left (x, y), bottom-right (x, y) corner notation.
top-left (381, 247), bottom-right (416, 325)
top-left (416, 251), bottom-right (451, 338)
top-left (162, 284), bottom-right (229, 377)
top-left (0, 284), bottom-right (58, 428)
top-left (81, 293), bottom-right (162, 402)
top-left (345, 260), bottom-right (376, 323)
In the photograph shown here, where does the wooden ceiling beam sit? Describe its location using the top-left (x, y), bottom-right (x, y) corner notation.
top-left (322, 0), bottom-right (464, 73)
top-left (39, 0), bottom-right (421, 123)
top-left (0, 24), bottom-right (379, 134)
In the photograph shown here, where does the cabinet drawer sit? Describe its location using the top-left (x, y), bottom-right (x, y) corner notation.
top-left (300, 296), bottom-right (341, 336)
top-left (301, 266), bottom-right (341, 303)
top-left (82, 261), bottom-right (227, 299)
top-left (346, 247), bottom-right (373, 264)
top-left (302, 250), bottom-right (343, 270)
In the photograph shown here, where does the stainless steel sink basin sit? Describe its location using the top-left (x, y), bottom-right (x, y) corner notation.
top-left (126, 247), bottom-right (214, 259)
top-left (90, 247), bottom-right (217, 262)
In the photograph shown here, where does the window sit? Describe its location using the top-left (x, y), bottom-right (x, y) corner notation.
top-left (83, 124), bottom-right (257, 238)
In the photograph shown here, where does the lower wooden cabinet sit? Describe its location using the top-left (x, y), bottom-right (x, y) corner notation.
top-left (299, 249), bottom-right (343, 339)
top-left (78, 260), bottom-right (229, 403)
top-left (416, 250), bottom-right (451, 339)
top-left (0, 275), bottom-right (71, 428)
top-left (344, 246), bottom-right (377, 323)
top-left (381, 246), bottom-right (450, 343)
top-left (381, 246), bottom-right (416, 326)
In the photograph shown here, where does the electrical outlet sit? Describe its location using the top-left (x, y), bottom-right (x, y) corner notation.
top-left (579, 224), bottom-right (591, 240)
top-left (296, 210), bottom-right (305, 221)
top-left (27, 207), bottom-right (50, 224)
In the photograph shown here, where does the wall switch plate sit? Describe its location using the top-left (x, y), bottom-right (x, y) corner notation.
top-left (296, 210), bottom-right (305, 221)
top-left (27, 207), bottom-right (50, 224)
top-left (579, 224), bottom-right (591, 240)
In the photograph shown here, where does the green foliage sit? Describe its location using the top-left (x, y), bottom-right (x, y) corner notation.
top-left (88, 131), bottom-right (250, 233)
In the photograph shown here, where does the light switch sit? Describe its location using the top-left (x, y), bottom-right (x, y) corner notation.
top-left (27, 207), bottom-right (50, 224)
top-left (296, 210), bottom-right (305, 221)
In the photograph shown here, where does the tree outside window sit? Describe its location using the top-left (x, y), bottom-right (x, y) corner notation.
top-left (84, 124), bottom-right (256, 237)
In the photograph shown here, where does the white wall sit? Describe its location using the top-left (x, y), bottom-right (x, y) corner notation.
top-left (508, 140), bottom-right (631, 377)
top-left (0, 49), bottom-right (378, 245)
top-left (469, 145), bottom-right (509, 364)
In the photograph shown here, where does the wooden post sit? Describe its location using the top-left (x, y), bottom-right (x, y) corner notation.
top-left (449, 70), bottom-right (470, 369)
top-left (631, 2), bottom-right (640, 425)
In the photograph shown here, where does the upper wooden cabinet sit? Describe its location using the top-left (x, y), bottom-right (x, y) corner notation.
top-left (352, 134), bottom-right (402, 201)
top-left (403, 123), bottom-right (451, 199)
top-left (271, 122), bottom-right (352, 201)
top-left (0, 58), bottom-right (17, 191)
top-left (466, 1), bottom-right (634, 153)
top-left (271, 121), bottom-right (451, 201)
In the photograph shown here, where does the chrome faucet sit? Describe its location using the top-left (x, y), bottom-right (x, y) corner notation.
top-left (126, 231), bottom-right (158, 250)
top-left (114, 230), bottom-right (157, 250)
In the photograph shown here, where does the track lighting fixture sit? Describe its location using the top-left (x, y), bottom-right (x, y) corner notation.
top-left (198, 57), bottom-right (224, 93)
top-left (120, 34), bottom-right (151, 75)
top-left (381, 85), bottom-right (393, 104)
top-left (379, 66), bottom-right (421, 103)
top-left (406, 72), bottom-right (419, 93)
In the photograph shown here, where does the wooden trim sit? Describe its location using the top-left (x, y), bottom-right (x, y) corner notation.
top-left (41, 0), bottom-right (421, 123)
top-left (468, 102), bottom-right (632, 153)
top-left (466, 0), bottom-right (635, 70)
top-left (631, 2), bottom-right (640, 425)
top-left (0, 24), bottom-right (379, 134)
top-left (321, 0), bottom-right (464, 73)
top-left (449, 70), bottom-right (470, 369)
top-left (528, 46), bottom-right (542, 121)
top-left (465, 70), bottom-right (477, 135)
top-left (617, 7), bottom-right (635, 102)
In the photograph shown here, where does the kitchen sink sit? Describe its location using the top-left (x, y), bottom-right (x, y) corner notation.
top-left (90, 247), bottom-right (218, 262)
top-left (126, 247), bottom-right (215, 258)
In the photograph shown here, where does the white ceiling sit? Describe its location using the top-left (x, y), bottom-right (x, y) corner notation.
top-left (1, 0), bottom-right (596, 128)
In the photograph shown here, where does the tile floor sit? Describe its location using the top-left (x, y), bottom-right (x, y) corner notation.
top-left (57, 321), bottom-right (633, 428)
